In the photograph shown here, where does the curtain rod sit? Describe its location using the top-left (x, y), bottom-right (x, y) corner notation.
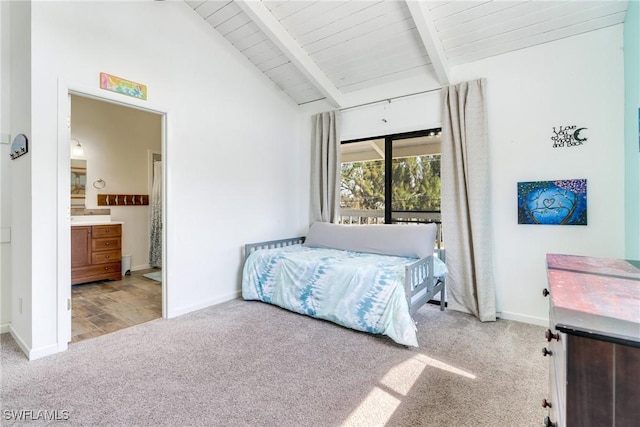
top-left (338, 87), bottom-right (442, 112)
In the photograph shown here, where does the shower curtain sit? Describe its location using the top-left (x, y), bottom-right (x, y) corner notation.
top-left (149, 160), bottom-right (162, 268)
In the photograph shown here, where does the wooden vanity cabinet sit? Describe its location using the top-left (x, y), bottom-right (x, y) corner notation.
top-left (71, 224), bottom-right (122, 285)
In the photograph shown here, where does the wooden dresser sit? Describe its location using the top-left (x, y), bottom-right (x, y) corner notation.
top-left (71, 223), bottom-right (122, 285)
top-left (543, 254), bottom-right (640, 427)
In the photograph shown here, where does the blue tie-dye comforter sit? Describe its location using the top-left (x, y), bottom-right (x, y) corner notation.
top-left (242, 245), bottom-right (423, 347)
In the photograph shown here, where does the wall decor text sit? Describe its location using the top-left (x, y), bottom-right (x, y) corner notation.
top-left (551, 125), bottom-right (587, 148)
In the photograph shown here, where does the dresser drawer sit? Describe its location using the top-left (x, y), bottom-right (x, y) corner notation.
top-left (92, 249), bottom-right (121, 265)
top-left (91, 237), bottom-right (121, 252)
top-left (548, 367), bottom-right (562, 427)
top-left (549, 331), bottom-right (566, 426)
top-left (547, 305), bottom-right (566, 427)
top-left (92, 224), bottom-right (121, 238)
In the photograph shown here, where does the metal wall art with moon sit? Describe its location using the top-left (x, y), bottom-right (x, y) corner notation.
top-left (551, 125), bottom-right (587, 148)
top-left (10, 134), bottom-right (28, 160)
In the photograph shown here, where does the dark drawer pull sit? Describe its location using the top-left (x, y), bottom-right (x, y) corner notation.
top-left (545, 329), bottom-right (559, 342)
top-left (542, 399), bottom-right (552, 408)
top-left (542, 288), bottom-right (549, 297)
top-left (543, 416), bottom-right (557, 427)
top-left (542, 347), bottom-right (552, 357)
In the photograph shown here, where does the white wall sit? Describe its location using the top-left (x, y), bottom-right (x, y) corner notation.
top-left (5, 0), bottom-right (33, 352)
top-left (0, 0), bottom-right (11, 333)
top-left (452, 25), bottom-right (625, 324)
top-left (329, 25), bottom-right (625, 325)
top-left (16, 0), bottom-right (305, 358)
top-left (70, 95), bottom-right (162, 271)
top-left (340, 90), bottom-right (442, 141)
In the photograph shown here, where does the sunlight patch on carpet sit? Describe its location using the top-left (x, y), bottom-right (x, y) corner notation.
top-left (413, 353), bottom-right (476, 379)
top-left (380, 356), bottom-right (428, 396)
top-left (343, 387), bottom-right (400, 426)
top-left (344, 353), bottom-right (477, 425)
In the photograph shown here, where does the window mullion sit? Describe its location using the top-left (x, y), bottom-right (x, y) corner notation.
top-left (384, 136), bottom-right (392, 224)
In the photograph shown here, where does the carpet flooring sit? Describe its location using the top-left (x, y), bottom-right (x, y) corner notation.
top-left (1, 300), bottom-right (547, 426)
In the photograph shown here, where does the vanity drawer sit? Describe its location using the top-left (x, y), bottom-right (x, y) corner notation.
top-left (91, 237), bottom-right (121, 252)
top-left (71, 262), bottom-right (121, 284)
top-left (92, 250), bottom-right (121, 265)
top-left (93, 224), bottom-right (122, 238)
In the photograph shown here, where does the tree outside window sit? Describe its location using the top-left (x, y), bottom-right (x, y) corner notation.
top-left (340, 129), bottom-right (441, 225)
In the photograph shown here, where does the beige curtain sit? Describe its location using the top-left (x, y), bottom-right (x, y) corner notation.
top-left (441, 79), bottom-right (496, 321)
top-left (310, 111), bottom-right (340, 223)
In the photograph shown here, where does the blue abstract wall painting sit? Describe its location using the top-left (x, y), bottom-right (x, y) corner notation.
top-left (517, 179), bottom-right (587, 225)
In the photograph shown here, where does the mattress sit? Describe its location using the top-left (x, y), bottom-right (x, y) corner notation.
top-left (242, 244), bottom-right (443, 346)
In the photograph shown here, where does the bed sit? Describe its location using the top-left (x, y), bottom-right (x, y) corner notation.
top-left (241, 222), bottom-right (447, 347)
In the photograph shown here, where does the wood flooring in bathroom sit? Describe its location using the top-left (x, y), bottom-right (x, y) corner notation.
top-left (71, 268), bottom-right (162, 343)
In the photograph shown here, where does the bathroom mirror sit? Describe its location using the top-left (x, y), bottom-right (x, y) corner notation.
top-left (71, 159), bottom-right (87, 208)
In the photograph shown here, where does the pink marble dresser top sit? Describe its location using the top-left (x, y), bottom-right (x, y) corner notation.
top-left (546, 254), bottom-right (640, 345)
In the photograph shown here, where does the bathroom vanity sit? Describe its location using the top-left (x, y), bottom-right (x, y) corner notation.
top-left (71, 221), bottom-right (123, 285)
top-left (69, 157), bottom-right (124, 285)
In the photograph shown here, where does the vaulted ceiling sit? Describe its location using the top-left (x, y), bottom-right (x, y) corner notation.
top-left (184, 0), bottom-right (628, 108)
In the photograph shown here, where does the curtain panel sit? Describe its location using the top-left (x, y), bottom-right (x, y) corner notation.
top-left (310, 111), bottom-right (341, 223)
top-left (441, 79), bottom-right (497, 321)
top-left (149, 160), bottom-right (162, 268)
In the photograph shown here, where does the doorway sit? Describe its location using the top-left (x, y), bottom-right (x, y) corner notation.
top-left (67, 92), bottom-right (166, 342)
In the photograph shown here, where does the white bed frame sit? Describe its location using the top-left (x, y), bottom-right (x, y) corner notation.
top-left (244, 237), bottom-right (446, 316)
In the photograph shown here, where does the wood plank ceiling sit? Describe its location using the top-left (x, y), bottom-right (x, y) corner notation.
top-left (185, 0), bottom-right (628, 108)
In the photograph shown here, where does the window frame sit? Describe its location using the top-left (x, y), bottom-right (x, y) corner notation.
top-left (340, 127), bottom-right (442, 224)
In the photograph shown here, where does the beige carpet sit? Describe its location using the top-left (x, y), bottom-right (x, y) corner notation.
top-left (1, 299), bottom-right (547, 426)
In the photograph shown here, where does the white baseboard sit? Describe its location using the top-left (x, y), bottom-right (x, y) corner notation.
top-left (9, 326), bottom-right (30, 358)
top-left (132, 264), bottom-right (151, 271)
top-left (167, 290), bottom-right (241, 319)
top-left (28, 342), bottom-right (65, 361)
top-left (0, 322), bottom-right (10, 333)
top-left (8, 326), bottom-right (68, 360)
top-left (497, 310), bottom-right (548, 327)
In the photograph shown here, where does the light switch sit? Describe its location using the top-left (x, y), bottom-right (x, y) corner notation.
top-left (0, 227), bottom-right (10, 243)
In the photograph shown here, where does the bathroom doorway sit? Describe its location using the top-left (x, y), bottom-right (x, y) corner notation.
top-left (68, 93), bottom-right (165, 342)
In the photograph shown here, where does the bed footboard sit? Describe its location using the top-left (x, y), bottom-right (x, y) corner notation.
top-left (405, 254), bottom-right (446, 316)
top-left (244, 237), bottom-right (306, 262)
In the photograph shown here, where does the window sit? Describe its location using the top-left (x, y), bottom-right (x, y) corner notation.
top-left (340, 129), bottom-right (442, 226)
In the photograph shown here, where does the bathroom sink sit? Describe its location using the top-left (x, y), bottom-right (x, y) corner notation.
top-left (70, 215), bottom-right (112, 224)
